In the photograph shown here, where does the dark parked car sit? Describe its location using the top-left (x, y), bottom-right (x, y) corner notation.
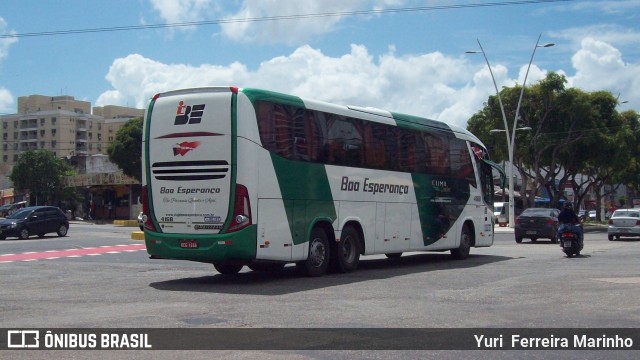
top-left (514, 207), bottom-right (560, 243)
top-left (0, 206), bottom-right (69, 240)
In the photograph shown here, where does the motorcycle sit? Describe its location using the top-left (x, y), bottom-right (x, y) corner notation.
top-left (558, 223), bottom-right (583, 257)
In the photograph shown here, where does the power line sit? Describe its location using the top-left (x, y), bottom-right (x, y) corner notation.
top-left (0, 0), bottom-right (576, 39)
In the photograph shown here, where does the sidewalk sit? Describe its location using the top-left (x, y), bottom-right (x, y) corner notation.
top-left (493, 223), bottom-right (608, 233)
top-left (68, 218), bottom-right (138, 227)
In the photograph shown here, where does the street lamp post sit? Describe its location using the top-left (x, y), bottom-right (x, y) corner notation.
top-left (467, 33), bottom-right (554, 228)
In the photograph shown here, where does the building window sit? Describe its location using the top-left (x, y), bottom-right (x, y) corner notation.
top-left (40, 129), bottom-right (45, 136)
top-left (40, 118), bottom-right (45, 126)
top-left (52, 129), bottom-right (57, 136)
top-left (52, 117), bottom-right (57, 125)
top-left (52, 141), bottom-right (56, 148)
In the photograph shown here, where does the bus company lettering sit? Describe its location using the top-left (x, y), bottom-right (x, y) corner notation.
top-left (160, 186), bottom-right (221, 194)
top-left (431, 180), bottom-right (451, 193)
top-left (341, 176), bottom-right (409, 195)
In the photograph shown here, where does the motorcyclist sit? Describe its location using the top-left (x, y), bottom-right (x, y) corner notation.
top-left (557, 202), bottom-right (583, 246)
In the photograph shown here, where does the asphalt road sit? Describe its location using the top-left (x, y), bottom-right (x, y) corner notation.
top-left (1, 223), bottom-right (638, 359)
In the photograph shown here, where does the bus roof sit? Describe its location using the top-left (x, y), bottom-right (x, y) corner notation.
top-left (238, 87), bottom-right (484, 147)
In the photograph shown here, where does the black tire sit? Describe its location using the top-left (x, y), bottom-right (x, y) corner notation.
top-left (330, 225), bottom-right (361, 273)
top-left (0, 235), bottom-right (6, 240)
top-left (564, 250), bottom-right (573, 257)
top-left (56, 224), bottom-right (68, 237)
top-left (18, 228), bottom-right (29, 240)
top-left (248, 262), bottom-right (285, 273)
top-left (37, 233), bottom-right (45, 238)
top-left (385, 253), bottom-right (403, 259)
top-left (551, 233), bottom-right (558, 243)
top-left (608, 234), bottom-right (614, 241)
top-left (213, 262), bottom-right (243, 275)
top-left (451, 225), bottom-right (472, 260)
top-left (298, 227), bottom-right (330, 277)
top-left (531, 237), bottom-right (537, 242)
top-left (515, 237), bottom-right (522, 244)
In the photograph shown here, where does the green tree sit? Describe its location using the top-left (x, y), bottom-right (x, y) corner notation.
top-left (467, 72), bottom-right (636, 213)
top-left (9, 150), bottom-right (73, 205)
top-left (107, 117), bottom-right (143, 182)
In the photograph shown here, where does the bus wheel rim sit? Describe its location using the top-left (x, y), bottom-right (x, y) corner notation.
top-left (309, 239), bottom-right (326, 268)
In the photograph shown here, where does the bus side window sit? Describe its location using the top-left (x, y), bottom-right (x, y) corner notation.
top-left (425, 133), bottom-right (449, 176)
top-left (398, 130), bottom-right (416, 173)
top-left (450, 139), bottom-right (476, 187)
top-left (290, 107), bottom-right (308, 161)
top-left (273, 104), bottom-right (292, 158)
top-left (383, 127), bottom-right (399, 171)
top-left (365, 124), bottom-right (386, 169)
top-left (256, 101), bottom-right (276, 152)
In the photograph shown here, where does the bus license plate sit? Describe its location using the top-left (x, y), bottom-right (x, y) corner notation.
top-left (180, 240), bottom-right (199, 249)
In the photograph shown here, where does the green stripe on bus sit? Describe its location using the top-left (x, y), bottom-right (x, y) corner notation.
top-left (241, 88), bottom-right (305, 108)
top-left (411, 173), bottom-right (470, 246)
top-left (270, 154), bottom-right (337, 245)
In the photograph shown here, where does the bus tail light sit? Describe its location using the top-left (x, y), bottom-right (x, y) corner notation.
top-left (141, 185), bottom-right (159, 232)
top-left (227, 184), bottom-right (252, 233)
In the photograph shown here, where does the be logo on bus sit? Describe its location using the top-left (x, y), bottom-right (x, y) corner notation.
top-left (175, 101), bottom-right (206, 125)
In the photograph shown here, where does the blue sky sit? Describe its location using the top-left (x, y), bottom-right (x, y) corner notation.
top-left (0, 0), bottom-right (638, 128)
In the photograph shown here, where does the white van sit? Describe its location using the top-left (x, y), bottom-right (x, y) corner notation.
top-left (494, 202), bottom-right (508, 226)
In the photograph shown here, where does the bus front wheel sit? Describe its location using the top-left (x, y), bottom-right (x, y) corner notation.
top-left (298, 227), bottom-right (330, 277)
top-left (213, 262), bottom-right (243, 275)
top-left (451, 225), bottom-right (472, 260)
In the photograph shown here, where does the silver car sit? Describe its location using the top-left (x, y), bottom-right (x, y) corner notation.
top-left (607, 209), bottom-right (640, 241)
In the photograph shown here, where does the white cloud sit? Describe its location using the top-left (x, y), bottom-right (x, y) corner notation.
top-left (148, 0), bottom-right (215, 32)
top-left (568, 37), bottom-right (640, 106)
top-left (0, 17), bottom-right (18, 60)
top-left (97, 44), bottom-right (497, 128)
top-left (97, 37), bottom-right (639, 130)
top-left (148, 0), bottom-right (410, 44)
top-left (96, 53), bottom-right (251, 108)
top-left (0, 87), bottom-right (13, 113)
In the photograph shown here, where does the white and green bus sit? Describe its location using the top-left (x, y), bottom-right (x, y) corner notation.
top-left (141, 86), bottom-right (504, 276)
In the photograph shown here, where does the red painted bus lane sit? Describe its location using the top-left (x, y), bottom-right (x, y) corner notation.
top-left (0, 244), bottom-right (146, 263)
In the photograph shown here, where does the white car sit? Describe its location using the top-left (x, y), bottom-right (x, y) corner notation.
top-left (608, 209), bottom-right (640, 241)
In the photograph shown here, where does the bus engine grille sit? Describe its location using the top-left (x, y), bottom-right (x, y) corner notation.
top-left (151, 160), bottom-right (229, 181)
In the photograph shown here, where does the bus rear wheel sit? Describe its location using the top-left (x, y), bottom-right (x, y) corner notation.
top-left (331, 225), bottom-right (361, 273)
top-left (213, 262), bottom-right (243, 275)
top-left (298, 227), bottom-right (330, 277)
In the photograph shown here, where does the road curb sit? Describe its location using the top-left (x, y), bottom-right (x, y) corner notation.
top-left (131, 231), bottom-right (144, 241)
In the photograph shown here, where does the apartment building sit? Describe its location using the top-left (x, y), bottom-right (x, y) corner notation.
top-left (1, 95), bottom-right (144, 214)
top-left (1, 95), bottom-right (144, 165)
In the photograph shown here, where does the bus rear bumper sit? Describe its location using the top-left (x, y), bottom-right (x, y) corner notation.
top-left (144, 225), bottom-right (257, 263)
